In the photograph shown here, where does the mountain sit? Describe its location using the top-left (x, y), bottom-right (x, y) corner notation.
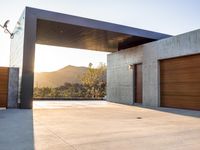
top-left (34, 65), bottom-right (88, 88)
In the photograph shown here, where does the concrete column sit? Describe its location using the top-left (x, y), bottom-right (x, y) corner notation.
top-left (7, 68), bottom-right (19, 108)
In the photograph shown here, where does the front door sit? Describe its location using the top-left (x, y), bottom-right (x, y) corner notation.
top-left (134, 64), bottom-right (142, 103)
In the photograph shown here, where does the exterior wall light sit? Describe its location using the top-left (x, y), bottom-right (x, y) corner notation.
top-left (0, 20), bottom-right (14, 39)
top-left (129, 64), bottom-right (134, 70)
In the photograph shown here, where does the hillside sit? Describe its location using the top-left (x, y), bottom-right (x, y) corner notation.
top-left (34, 65), bottom-right (88, 88)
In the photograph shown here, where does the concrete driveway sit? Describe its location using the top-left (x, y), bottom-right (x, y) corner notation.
top-left (0, 101), bottom-right (200, 150)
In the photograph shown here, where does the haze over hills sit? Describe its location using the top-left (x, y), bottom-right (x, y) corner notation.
top-left (34, 65), bottom-right (88, 88)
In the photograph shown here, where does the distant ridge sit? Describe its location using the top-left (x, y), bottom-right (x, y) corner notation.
top-left (34, 65), bottom-right (88, 87)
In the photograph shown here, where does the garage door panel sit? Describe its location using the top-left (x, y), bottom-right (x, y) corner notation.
top-left (161, 61), bottom-right (200, 71)
top-left (0, 91), bottom-right (8, 95)
top-left (0, 95), bottom-right (8, 107)
top-left (160, 55), bottom-right (200, 71)
top-left (161, 82), bottom-right (200, 96)
top-left (161, 96), bottom-right (200, 110)
top-left (160, 54), bottom-right (200, 110)
top-left (160, 68), bottom-right (200, 83)
top-left (0, 67), bottom-right (8, 107)
top-left (0, 68), bottom-right (9, 74)
top-left (160, 67), bottom-right (200, 74)
top-left (0, 83), bottom-right (8, 92)
top-left (0, 82), bottom-right (9, 86)
top-left (0, 95), bottom-right (8, 100)
top-left (0, 76), bottom-right (9, 81)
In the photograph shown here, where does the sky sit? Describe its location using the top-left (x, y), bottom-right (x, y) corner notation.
top-left (0, 0), bottom-right (200, 72)
top-left (35, 45), bottom-right (109, 72)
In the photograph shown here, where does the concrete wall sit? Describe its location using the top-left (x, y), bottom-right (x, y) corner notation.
top-left (107, 46), bottom-right (143, 105)
top-left (10, 8), bottom-right (37, 108)
top-left (7, 68), bottom-right (19, 108)
top-left (107, 29), bottom-right (200, 107)
top-left (10, 10), bottom-right (25, 105)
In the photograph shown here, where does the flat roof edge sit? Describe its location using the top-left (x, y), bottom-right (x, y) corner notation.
top-left (25, 7), bottom-right (171, 40)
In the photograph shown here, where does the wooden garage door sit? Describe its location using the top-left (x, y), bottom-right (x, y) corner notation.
top-left (160, 55), bottom-right (200, 110)
top-left (0, 67), bottom-right (9, 107)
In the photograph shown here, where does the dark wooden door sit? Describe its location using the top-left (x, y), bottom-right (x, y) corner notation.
top-left (135, 64), bottom-right (142, 103)
top-left (160, 54), bottom-right (200, 110)
top-left (0, 67), bottom-right (9, 107)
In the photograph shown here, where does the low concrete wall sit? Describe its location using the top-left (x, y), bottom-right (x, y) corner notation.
top-left (7, 68), bottom-right (19, 108)
top-left (107, 29), bottom-right (200, 107)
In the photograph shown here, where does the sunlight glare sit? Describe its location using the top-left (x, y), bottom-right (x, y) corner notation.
top-left (34, 44), bottom-right (110, 72)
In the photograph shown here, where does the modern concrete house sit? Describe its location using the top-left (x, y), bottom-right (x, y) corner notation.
top-left (107, 30), bottom-right (200, 111)
top-left (10, 7), bottom-right (200, 110)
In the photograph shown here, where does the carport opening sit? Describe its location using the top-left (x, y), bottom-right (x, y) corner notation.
top-left (33, 44), bottom-right (110, 103)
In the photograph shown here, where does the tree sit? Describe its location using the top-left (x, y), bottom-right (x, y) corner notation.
top-left (81, 63), bottom-right (106, 98)
top-left (33, 63), bottom-right (107, 99)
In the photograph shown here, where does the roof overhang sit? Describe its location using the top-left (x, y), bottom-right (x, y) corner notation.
top-left (26, 7), bottom-right (171, 52)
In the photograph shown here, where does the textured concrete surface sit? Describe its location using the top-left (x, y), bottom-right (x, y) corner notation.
top-left (7, 68), bottom-right (19, 108)
top-left (107, 46), bottom-right (143, 105)
top-left (107, 29), bottom-right (200, 107)
top-left (0, 101), bottom-right (200, 150)
top-left (9, 10), bottom-right (25, 106)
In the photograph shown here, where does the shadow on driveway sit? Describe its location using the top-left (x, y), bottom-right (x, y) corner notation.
top-left (0, 109), bottom-right (34, 150)
top-left (133, 104), bottom-right (200, 118)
